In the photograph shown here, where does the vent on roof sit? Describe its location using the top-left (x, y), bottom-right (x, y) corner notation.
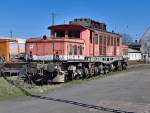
top-left (43, 35), bottom-right (47, 40)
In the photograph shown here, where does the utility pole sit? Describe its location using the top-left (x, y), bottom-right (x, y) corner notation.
top-left (10, 30), bottom-right (13, 38)
top-left (52, 13), bottom-right (56, 26)
top-left (64, 19), bottom-right (66, 24)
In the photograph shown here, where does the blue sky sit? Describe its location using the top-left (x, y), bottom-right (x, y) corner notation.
top-left (0, 0), bottom-right (150, 40)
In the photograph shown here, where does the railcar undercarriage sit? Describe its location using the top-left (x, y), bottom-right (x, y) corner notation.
top-left (0, 56), bottom-right (127, 85)
top-left (22, 57), bottom-right (127, 84)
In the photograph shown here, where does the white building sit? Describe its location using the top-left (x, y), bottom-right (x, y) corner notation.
top-left (128, 48), bottom-right (142, 61)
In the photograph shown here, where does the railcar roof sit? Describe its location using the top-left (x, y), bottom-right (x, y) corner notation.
top-left (48, 24), bottom-right (120, 36)
top-left (26, 36), bottom-right (50, 42)
top-left (90, 28), bottom-right (120, 36)
top-left (48, 24), bottom-right (88, 30)
top-left (0, 38), bottom-right (17, 43)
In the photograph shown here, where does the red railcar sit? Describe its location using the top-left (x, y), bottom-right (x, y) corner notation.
top-left (25, 18), bottom-right (128, 82)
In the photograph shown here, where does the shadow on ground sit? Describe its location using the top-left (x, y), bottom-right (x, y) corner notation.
top-left (2, 76), bottom-right (134, 113)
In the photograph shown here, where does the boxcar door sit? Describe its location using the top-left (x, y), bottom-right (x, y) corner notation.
top-left (37, 43), bottom-right (44, 56)
top-left (53, 42), bottom-right (63, 55)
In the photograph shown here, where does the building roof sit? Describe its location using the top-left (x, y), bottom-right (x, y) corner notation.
top-left (128, 48), bottom-right (141, 53)
top-left (0, 37), bottom-right (26, 43)
top-left (0, 38), bottom-right (17, 43)
top-left (128, 42), bottom-right (141, 51)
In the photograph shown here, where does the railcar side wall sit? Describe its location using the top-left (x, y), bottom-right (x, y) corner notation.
top-left (80, 29), bottom-right (123, 58)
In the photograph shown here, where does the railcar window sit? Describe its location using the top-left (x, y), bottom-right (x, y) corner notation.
top-left (79, 45), bottom-right (83, 55)
top-left (104, 37), bottom-right (106, 45)
top-left (69, 44), bottom-right (73, 55)
top-left (74, 45), bottom-right (77, 55)
top-left (54, 30), bottom-right (65, 38)
top-left (68, 30), bottom-right (80, 38)
top-left (94, 34), bottom-right (98, 44)
top-left (107, 58), bottom-right (109, 61)
top-left (107, 35), bottom-right (111, 46)
top-left (90, 31), bottom-right (93, 43)
top-left (99, 35), bottom-right (103, 55)
top-left (117, 38), bottom-right (120, 46)
top-left (114, 37), bottom-right (116, 46)
top-left (99, 35), bottom-right (103, 44)
top-left (103, 37), bottom-right (107, 55)
top-left (111, 36), bottom-right (113, 46)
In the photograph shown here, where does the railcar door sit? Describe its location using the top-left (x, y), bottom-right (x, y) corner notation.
top-left (37, 43), bottom-right (44, 55)
top-left (53, 42), bottom-right (63, 54)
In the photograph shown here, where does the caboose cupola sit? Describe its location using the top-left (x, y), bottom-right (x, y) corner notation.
top-left (48, 24), bottom-right (86, 39)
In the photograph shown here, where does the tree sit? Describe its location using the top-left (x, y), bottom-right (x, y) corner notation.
top-left (121, 33), bottom-right (133, 45)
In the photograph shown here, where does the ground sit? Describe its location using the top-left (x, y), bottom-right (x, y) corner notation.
top-left (0, 64), bottom-right (150, 113)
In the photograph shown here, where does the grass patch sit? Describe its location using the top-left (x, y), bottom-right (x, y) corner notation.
top-left (0, 76), bottom-right (63, 101)
top-left (0, 77), bottom-right (25, 101)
